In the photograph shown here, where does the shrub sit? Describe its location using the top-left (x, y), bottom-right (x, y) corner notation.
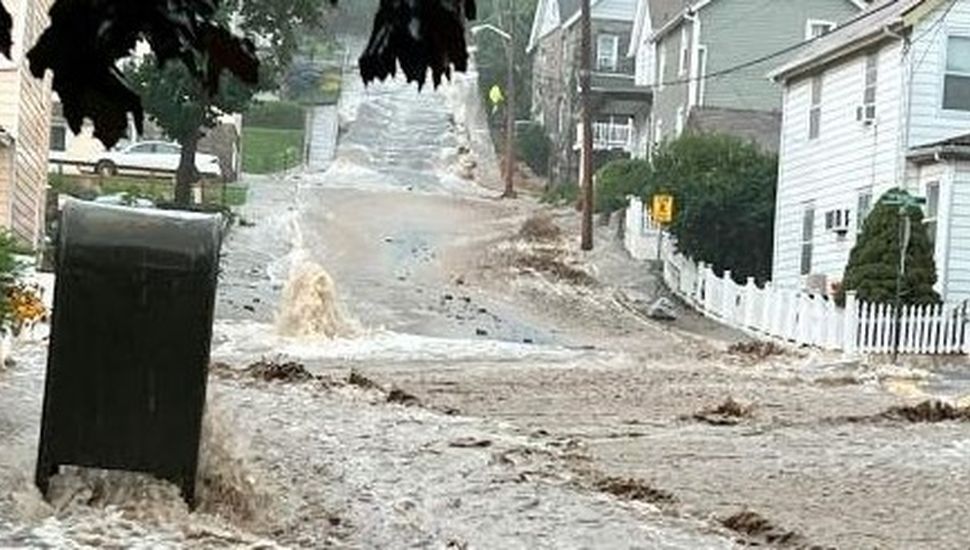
top-left (515, 123), bottom-right (551, 177)
top-left (244, 101), bottom-right (305, 130)
top-left (649, 133), bottom-right (778, 283)
top-left (836, 188), bottom-right (940, 306)
top-left (541, 183), bottom-right (579, 206)
top-left (594, 158), bottom-right (652, 214)
top-left (0, 231), bottom-right (23, 332)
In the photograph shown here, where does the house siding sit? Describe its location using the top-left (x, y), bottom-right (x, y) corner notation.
top-left (946, 162), bottom-right (970, 301)
top-left (651, 20), bottom-right (692, 145)
top-left (701, 0), bottom-right (859, 111)
top-left (773, 41), bottom-right (903, 289)
top-left (11, 0), bottom-right (52, 244)
top-left (907, 0), bottom-right (970, 148)
top-left (593, 0), bottom-right (639, 21)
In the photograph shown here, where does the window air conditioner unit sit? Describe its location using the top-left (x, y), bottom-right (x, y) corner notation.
top-left (856, 104), bottom-right (876, 125)
top-left (824, 208), bottom-right (851, 235)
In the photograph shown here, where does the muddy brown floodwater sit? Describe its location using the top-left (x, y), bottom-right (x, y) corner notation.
top-left (3, 48), bottom-right (970, 549)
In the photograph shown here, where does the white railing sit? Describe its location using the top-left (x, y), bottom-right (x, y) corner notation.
top-left (578, 121), bottom-right (633, 151)
top-left (624, 197), bottom-right (969, 355)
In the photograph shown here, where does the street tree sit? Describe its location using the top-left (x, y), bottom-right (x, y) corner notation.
top-left (648, 133), bottom-right (777, 283)
top-left (6, 0), bottom-right (476, 153)
top-left (124, 0), bottom-right (327, 205)
top-left (836, 188), bottom-right (940, 306)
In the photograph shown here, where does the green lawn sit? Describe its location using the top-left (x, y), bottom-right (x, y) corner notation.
top-left (50, 173), bottom-right (248, 208)
top-left (242, 127), bottom-right (305, 174)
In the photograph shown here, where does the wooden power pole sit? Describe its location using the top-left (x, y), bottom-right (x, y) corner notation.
top-left (502, 0), bottom-right (517, 198)
top-left (579, 0), bottom-right (594, 251)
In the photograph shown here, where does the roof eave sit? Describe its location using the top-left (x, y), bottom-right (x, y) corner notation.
top-left (769, 22), bottom-right (905, 83)
top-left (908, 144), bottom-right (970, 163)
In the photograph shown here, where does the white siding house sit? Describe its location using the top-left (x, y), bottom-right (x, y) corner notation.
top-left (771, 0), bottom-right (970, 303)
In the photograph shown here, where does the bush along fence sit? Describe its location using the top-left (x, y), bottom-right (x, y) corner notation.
top-left (624, 197), bottom-right (969, 355)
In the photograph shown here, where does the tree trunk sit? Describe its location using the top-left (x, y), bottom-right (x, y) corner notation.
top-left (579, 0), bottom-right (594, 251)
top-left (175, 133), bottom-right (201, 207)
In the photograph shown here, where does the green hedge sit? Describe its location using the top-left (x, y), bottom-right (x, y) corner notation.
top-left (515, 123), bottom-right (550, 177)
top-left (244, 101), bottom-right (305, 130)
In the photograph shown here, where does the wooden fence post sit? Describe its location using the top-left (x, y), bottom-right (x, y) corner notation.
top-left (843, 291), bottom-right (858, 355)
top-left (721, 270), bottom-right (734, 325)
top-left (743, 277), bottom-right (756, 330)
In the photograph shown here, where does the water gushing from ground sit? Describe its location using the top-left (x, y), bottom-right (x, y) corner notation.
top-left (276, 259), bottom-right (357, 338)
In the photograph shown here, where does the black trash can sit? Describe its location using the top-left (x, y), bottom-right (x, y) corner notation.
top-left (35, 199), bottom-right (223, 507)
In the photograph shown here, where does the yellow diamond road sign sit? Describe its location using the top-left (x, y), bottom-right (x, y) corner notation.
top-left (652, 194), bottom-right (674, 224)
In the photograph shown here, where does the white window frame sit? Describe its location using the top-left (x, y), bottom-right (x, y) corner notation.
top-left (942, 35), bottom-right (970, 112)
top-left (696, 45), bottom-right (708, 106)
top-left (654, 117), bottom-right (664, 148)
top-left (675, 105), bottom-right (685, 136)
top-left (805, 19), bottom-right (835, 40)
top-left (596, 34), bottom-right (620, 72)
top-left (925, 181), bottom-right (940, 247)
top-left (801, 203), bottom-right (815, 276)
top-left (856, 188), bottom-right (872, 232)
top-left (657, 42), bottom-right (667, 91)
top-left (809, 75), bottom-right (823, 140)
top-left (678, 26), bottom-right (689, 76)
top-left (863, 52), bottom-right (878, 117)
top-left (50, 124), bottom-right (68, 153)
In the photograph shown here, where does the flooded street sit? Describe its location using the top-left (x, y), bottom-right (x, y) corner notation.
top-left (3, 57), bottom-right (970, 548)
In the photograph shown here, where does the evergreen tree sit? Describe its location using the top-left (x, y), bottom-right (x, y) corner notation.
top-left (837, 188), bottom-right (941, 306)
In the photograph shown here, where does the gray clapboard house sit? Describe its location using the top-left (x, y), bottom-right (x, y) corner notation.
top-left (630, 0), bottom-right (867, 155)
top-left (528, 0), bottom-right (649, 185)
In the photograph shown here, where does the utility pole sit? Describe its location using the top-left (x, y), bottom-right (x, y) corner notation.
top-left (502, 0), bottom-right (517, 199)
top-left (579, 0), bottom-right (594, 251)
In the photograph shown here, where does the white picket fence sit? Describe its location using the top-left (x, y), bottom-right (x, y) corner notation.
top-left (625, 197), bottom-right (968, 355)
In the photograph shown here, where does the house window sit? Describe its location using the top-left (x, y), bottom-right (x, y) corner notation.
top-left (857, 189), bottom-right (872, 232)
top-left (675, 105), bottom-right (685, 136)
top-left (678, 26), bottom-right (689, 76)
top-left (806, 19), bottom-right (835, 40)
top-left (925, 181), bottom-right (940, 246)
top-left (597, 34), bottom-right (619, 72)
top-left (943, 36), bottom-right (970, 111)
top-left (696, 45), bottom-right (708, 105)
top-left (801, 204), bottom-right (815, 275)
top-left (49, 125), bottom-right (67, 152)
top-left (809, 75), bottom-right (822, 140)
top-left (863, 52), bottom-right (877, 112)
top-left (657, 43), bottom-right (667, 91)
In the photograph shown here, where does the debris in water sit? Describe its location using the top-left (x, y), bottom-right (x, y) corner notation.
top-left (347, 370), bottom-right (381, 391)
top-left (728, 340), bottom-right (787, 360)
top-left (647, 298), bottom-right (677, 321)
top-left (449, 437), bottom-right (492, 449)
top-left (720, 510), bottom-right (804, 546)
top-left (594, 477), bottom-right (675, 505)
top-left (244, 360), bottom-right (314, 383)
top-left (691, 398), bottom-right (754, 426)
top-left (387, 387), bottom-right (420, 406)
top-left (276, 261), bottom-right (355, 338)
top-left (519, 213), bottom-right (562, 242)
top-left (513, 254), bottom-right (594, 286)
top-left (845, 400), bottom-right (970, 423)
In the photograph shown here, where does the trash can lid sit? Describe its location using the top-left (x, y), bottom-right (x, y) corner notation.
top-left (58, 199), bottom-right (223, 272)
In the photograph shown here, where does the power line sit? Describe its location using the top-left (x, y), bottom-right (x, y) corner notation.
top-left (650, 0), bottom-right (904, 88)
top-left (911, 0), bottom-right (958, 70)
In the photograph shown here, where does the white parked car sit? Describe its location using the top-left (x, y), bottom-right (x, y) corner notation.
top-left (91, 141), bottom-right (222, 178)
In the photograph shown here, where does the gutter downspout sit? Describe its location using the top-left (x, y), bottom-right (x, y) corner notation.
top-left (686, 10), bottom-right (701, 109)
top-left (888, 24), bottom-right (913, 190)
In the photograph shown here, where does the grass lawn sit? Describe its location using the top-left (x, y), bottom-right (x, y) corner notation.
top-left (50, 173), bottom-right (248, 208)
top-left (242, 127), bottom-right (304, 174)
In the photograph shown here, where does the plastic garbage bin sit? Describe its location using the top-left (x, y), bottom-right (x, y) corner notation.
top-left (35, 199), bottom-right (223, 507)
